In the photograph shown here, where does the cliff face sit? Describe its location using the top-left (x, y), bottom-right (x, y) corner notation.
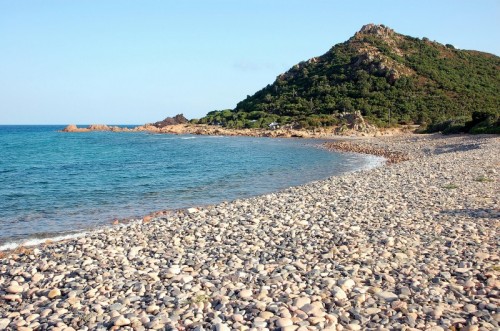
top-left (200, 24), bottom-right (499, 129)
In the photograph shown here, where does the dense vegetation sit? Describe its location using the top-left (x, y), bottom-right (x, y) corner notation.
top-left (195, 24), bottom-right (499, 132)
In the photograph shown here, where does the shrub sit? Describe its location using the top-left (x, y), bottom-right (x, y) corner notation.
top-left (425, 116), bottom-right (469, 134)
top-left (466, 110), bottom-right (500, 134)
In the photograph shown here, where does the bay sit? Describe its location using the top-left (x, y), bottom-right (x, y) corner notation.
top-left (0, 125), bottom-right (382, 247)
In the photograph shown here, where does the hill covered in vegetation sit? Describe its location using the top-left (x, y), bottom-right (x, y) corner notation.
top-left (195, 24), bottom-right (499, 133)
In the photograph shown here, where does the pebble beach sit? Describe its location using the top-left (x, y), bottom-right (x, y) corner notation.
top-left (1, 134), bottom-right (499, 331)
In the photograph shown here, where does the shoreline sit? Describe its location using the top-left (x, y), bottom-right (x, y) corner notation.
top-left (0, 139), bottom-right (386, 253)
top-left (60, 123), bottom-right (417, 139)
top-left (1, 134), bottom-right (499, 330)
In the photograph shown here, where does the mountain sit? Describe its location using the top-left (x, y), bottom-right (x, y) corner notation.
top-left (196, 24), bottom-right (499, 133)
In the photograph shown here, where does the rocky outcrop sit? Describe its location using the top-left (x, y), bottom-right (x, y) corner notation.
top-left (150, 114), bottom-right (188, 128)
top-left (335, 111), bottom-right (377, 134)
top-left (357, 23), bottom-right (395, 38)
top-left (61, 124), bottom-right (128, 132)
top-left (61, 124), bottom-right (79, 132)
top-left (87, 124), bottom-right (111, 131)
top-left (61, 111), bottom-right (412, 138)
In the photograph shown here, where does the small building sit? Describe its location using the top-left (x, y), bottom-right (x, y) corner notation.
top-left (269, 122), bottom-right (280, 130)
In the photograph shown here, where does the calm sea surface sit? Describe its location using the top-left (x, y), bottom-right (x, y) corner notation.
top-left (0, 125), bottom-right (382, 248)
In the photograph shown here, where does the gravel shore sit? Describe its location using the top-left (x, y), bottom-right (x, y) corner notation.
top-left (1, 134), bottom-right (499, 331)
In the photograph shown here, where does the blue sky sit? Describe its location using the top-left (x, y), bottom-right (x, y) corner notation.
top-left (1, 1), bottom-right (498, 124)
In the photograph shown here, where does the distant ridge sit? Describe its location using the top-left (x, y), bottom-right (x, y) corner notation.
top-left (196, 24), bottom-right (499, 133)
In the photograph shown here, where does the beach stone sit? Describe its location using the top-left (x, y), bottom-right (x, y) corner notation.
top-left (394, 252), bottom-right (408, 260)
top-left (431, 306), bottom-right (444, 319)
top-left (426, 327), bottom-right (444, 331)
top-left (375, 291), bottom-right (399, 302)
top-left (365, 307), bottom-right (381, 315)
top-left (462, 304), bottom-right (477, 313)
top-left (332, 287), bottom-right (348, 300)
top-left (259, 311), bottom-right (274, 319)
top-left (346, 324), bottom-right (362, 331)
top-left (214, 323), bottom-right (230, 331)
top-left (48, 288), bottom-right (61, 299)
top-left (128, 246), bottom-right (142, 258)
top-left (309, 316), bottom-right (325, 325)
top-left (253, 318), bottom-right (267, 328)
top-left (293, 297), bottom-right (311, 308)
top-left (0, 319), bottom-right (10, 330)
top-left (146, 304), bottom-right (160, 314)
top-left (180, 275), bottom-right (193, 284)
top-left (167, 265), bottom-right (181, 275)
top-left (114, 316), bottom-right (131, 326)
top-left (276, 318), bottom-right (293, 327)
top-left (301, 303), bottom-right (324, 317)
top-left (31, 273), bottom-right (44, 283)
top-left (239, 289), bottom-right (253, 299)
top-left (66, 297), bottom-right (79, 306)
top-left (6, 281), bottom-right (23, 294)
top-left (391, 300), bottom-right (407, 310)
top-left (338, 278), bottom-right (356, 291)
top-left (109, 303), bottom-right (123, 311)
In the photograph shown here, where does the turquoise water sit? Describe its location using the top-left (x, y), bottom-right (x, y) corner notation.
top-left (0, 126), bottom-right (381, 248)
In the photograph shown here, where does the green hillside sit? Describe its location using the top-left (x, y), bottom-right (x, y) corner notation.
top-left (196, 24), bottom-right (499, 133)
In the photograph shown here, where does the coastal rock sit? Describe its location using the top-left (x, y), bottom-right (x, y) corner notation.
top-left (61, 124), bottom-right (78, 132)
top-left (87, 124), bottom-right (110, 131)
top-left (151, 114), bottom-right (188, 128)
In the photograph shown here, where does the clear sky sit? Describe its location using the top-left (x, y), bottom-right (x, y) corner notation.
top-left (1, 0), bottom-right (499, 124)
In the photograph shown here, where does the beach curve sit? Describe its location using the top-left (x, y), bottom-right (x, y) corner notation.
top-left (0, 134), bottom-right (499, 330)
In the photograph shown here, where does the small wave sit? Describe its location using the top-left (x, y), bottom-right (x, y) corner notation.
top-left (181, 137), bottom-right (196, 140)
top-left (0, 232), bottom-right (85, 251)
top-left (360, 155), bottom-right (386, 170)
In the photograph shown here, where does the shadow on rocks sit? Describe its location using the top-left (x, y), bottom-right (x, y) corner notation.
top-left (441, 208), bottom-right (500, 219)
top-left (432, 143), bottom-right (481, 155)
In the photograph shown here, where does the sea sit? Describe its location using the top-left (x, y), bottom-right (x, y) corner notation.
top-left (0, 125), bottom-right (383, 249)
